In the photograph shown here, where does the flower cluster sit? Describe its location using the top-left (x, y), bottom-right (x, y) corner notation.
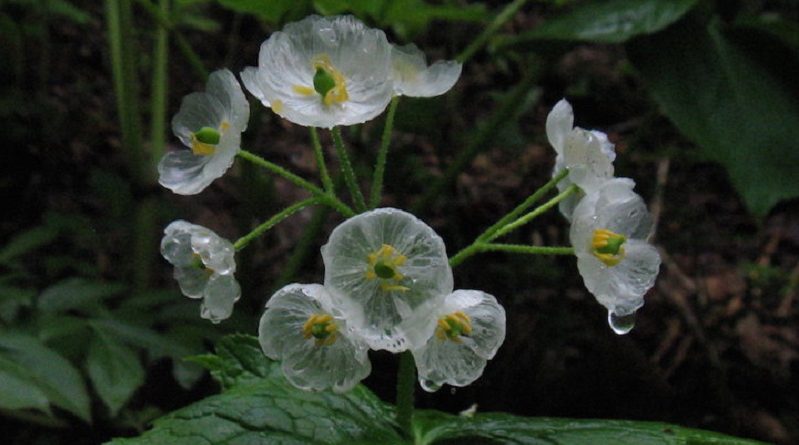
top-left (546, 99), bottom-right (661, 333)
top-left (258, 208), bottom-right (506, 393)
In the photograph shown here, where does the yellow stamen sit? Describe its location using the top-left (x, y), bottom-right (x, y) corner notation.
top-left (435, 311), bottom-right (473, 343)
top-left (272, 99), bottom-right (284, 114)
top-left (591, 228), bottom-right (626, 267)
top-left (365, 244), bottom-right (409, 292)
top-left (291, 54), bottom-right (349, 106)
top-left (301, 313), bottom-right (338, 347)
top-left (292, 85), bottom-right (315, 96)
top-left (189, 120), bottom-right (230, 156)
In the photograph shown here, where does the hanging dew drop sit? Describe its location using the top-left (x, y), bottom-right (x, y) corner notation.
top-left (608, 310), bottom-right (636, 335)
top-left (420, 379), bottom-right (441, 392)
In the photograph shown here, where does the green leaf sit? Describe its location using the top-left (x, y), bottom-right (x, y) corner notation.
top-left (496, 0), bottom-right (698, 47)
top-left (413, 410), bottom-right (765, 445)
top-left (0, 332), bottom-right (91, 422)
top-left (0, 356), bottom-right (51, 413)
top-left (86, 332), bottom-right (145, 417)
top-left (47, 0), bottom-right (92, 24)
top-left (627, 16), bottom-right (799, 215)
top-left (38, 278), bottom-right (126, 312)
top-left (108, 335), bottom-right (403, 445)
top-left (0, 225), bottom-right (59, 264)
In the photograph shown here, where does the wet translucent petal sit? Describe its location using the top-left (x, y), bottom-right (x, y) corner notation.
top-left (390, 43), bottom-right (461, 97)
top-left (161, 69), bottom-right (248, 195)
top-left (160, 221), bottom-right (240, 320)
top-left (545, 99), bottom-right (574, 155)
top-left (563, 128), bottom-right (614, 192)
top-left (258, 284), bottom-right (371, 392)
top-left (201, 274), bottom-right (241, 323)
top-left (322, 208), bottom-right (453, 352)
top-left (241, 15), bottom-right (394, 128)
top-left (411, 290), bottom-right (506, 392)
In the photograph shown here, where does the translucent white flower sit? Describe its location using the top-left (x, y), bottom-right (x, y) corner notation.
top-left (569, 178), bottom-right (661, 326)
top-left (546, 99), bottom-right (616, 220)
top-left (390, 43), bottom-right (462, 97)
top-left (412, 290), bottom-right (506, 392)
top-left (160, 220), bottom-right (240, 323)
top-left (241, 15), bottom-right (394, 128)
top-left (159, 69), bottom-right (249, 195)
top-left (258, 284), bottom-right (371, 393)
top-left (321, 208), bottom-right (453, 352)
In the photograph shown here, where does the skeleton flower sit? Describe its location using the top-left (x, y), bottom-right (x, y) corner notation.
top-left (390, 43), bottom-right (462, 97)
top-left (412, 290), bottom-right (506, 392)
top-left (159, 69), bottom-right (249, 195)
top-left (322, 208), bottom-right (453, 352)
top-left (160, 221), bottom-right (240, 323)
top-left (258, 284), bottom-right (371, 393)
top-left (546, 99), bottom-right (616, 220)
top-left (569, 178), bottom-right (661, 332)
top-left (241, 15), bottom-right (394, 128)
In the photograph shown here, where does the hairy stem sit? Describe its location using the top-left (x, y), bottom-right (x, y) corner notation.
top-left (369, 96), bottom-right (400, 208)
top-left (396, 351), bottom-right (416, 439)
top-left (234, 198), bottom-right (320, 251)
top-left (331, 127), bottom-right (367, 213)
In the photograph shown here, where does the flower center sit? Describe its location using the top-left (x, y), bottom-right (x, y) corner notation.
top-left (591, 228), bottom-right (627, 267)
top-left (435, 311), bottom-right (473, 343)
top-left (292, 54), bottom-right (349, 106)
top-left (302, 313), bottom-right (338, 346)
top-left (365, 244), bottom-right (409, 292)
top-left (190, 253), bottom-right (214, 275)
top-left (190, 121), bottom-right (230, 156)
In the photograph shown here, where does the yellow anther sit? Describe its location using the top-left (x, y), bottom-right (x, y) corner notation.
top-left (435, 311), bottom-right (473, 343)
top-left (272, 99), bottom-right (284, 114)
top-left (189, 120), bottom-right (230, 156)
top-left (302, 313), bottom-right (338, 347)
top-left (292, 85), bottom-right (315, 96)
top-left (190, 136), bottom-right (216, 156)
top-left (591, 228), bottom-right (626, 267)
top-left (365, 244), bottom-right (409, 292)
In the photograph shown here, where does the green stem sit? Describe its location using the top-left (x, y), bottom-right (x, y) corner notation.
top-left (148, 0), bottom-right (169, 166)
top-left (106, 0), bottom-right (145, 184)
top-left (331, 127), bottom-right (367, 213)
top-left (457, 0), bottom-right (529, 63)
top-left (369, 96), bottom-right (400, 208)
top-left (450, 242), bottom-right (574, 267)
top-left (273, 205), bottom-right (330, 290)
top-left (236, 149), bottom-right (354, 217)
top-left (310, 127), bottom-right (335, 193)
top-left (488, 184), bottom-right (579, 241)
top-left (234, 198), bottom-right (320, 250)
top-left (477, 169), bottom-right (569, 243)
top-left (396, 351), bottom-right (416, 439)
top-left (480, 243), bottom-right (574, 256)
top-left (411, 68), bottom-right (540, 214)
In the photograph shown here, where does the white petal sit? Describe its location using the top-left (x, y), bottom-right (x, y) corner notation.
top-left (576, 240), bottom-right (660, 315)
top-left (448, 290), bottom-right (506, 360)
top-left (258, 283), bottom-right (371, 392)
top-left (205, 69), bottom-right (249, 132)
top-left (161, 222), bottom-right (195, 267)
top-left (174, 266), bottom-right (208, 299)
top-left (322, 208), bottom-right (452, 352)
top-left (390, 43), bottom-right (461, 97)
top-left (171, 91), bottom-right (227, 148)
top-left (241, 15), bottom-right (393, 128)
top-left (546, 99), bottom-right (574, 155)
top-left (412, 337), bottom-right (487, 392)
top-left (201, 274), bottom-right (241, 323)
top-left (157, 150), bottom-right (213, 195)
top-left (563, 128), bottom-right (614, 192)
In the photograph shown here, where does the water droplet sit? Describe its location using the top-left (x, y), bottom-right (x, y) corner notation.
top-left (608, 310), bottom-right (636, 335)
top-left (420, 379), bottom-right (441, 393)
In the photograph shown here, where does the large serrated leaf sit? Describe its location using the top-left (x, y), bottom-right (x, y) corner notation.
top-left (108, 335), bottom-right (403, 445)
top-left (495, 0), bottom-right (698, 47)
top-left (413, 410), bottom-right (765, 445)
top-left (627, 15), bottom-right (799, 215)
top-left (0, 332), bottom-right (91, 422)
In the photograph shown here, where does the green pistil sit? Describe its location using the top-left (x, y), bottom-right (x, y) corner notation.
top-left (313, 67), bottom-right (336, 97)
top-left (194, 126), bottom-right (221, 145)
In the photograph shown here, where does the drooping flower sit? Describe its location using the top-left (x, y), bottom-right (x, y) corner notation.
top-left (159, 69), bottom-right (249, 195)
top-left (546, 99), bottom-right (616, 220)
top-left (569, 178), bottom-right (661, 332)
top-left (160, 220), bottom-right (240, 323)
top-left (258, 283), bottom-right (371, 393)
top-left (390, 43), bottom-right (462, 97)
top-left (241, 15), bottom-right (394, 128)
top-left (412, 290), bottom-right (506, 392)
top-left (321, 208), bottom-right (453, 352)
